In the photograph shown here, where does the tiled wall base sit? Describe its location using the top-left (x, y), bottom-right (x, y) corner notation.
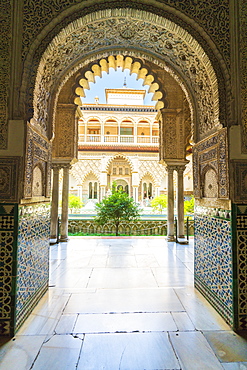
top-left (0, 204), bottom-right (18, 336)
top-left (194, 211), bottom-right (233, 326)
top-left (15, 203), bottom-right (50, 332)
top-left (233, 204), bottom-right (247, 331)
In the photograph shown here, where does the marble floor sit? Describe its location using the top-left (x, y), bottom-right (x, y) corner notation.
top-left (0, 237), bottom-right (247, 370)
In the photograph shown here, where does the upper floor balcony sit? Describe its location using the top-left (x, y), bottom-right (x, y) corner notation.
top-left (78, 134), bottom-right (159, 146)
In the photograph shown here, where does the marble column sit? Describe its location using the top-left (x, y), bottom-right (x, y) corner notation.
top-left (155, 186), bottom-right (160, 197)
top-left (176, 166), bottom-right (186, 240)
top-left (167, 166), bottom-right (175, 242)
top-left (50, 165), bottom-right (60, 243)
top-left (100, 185), bottom-right (106, 200)
top-left (134, 123), bottom-right (137, 143)
top-left (132, 186), bottom-right (138, 203)
top-left (60, 165), bottom-right (70, 242)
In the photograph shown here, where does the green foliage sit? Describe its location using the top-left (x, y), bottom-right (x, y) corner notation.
top-left (94, 189), bottom-right (141, 236)
top-left (184, 196), bottom-right (194, 215)
top-left (68, 194), bottom-right (83, 210)
top-left (150, 195), bottom-right (167, 214)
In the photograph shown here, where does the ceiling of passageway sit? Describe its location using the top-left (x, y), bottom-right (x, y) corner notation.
top-left (33, 8), bottom-right (221, 139)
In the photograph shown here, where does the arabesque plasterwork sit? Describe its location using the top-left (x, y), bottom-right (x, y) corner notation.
top-left (193, 128), bottom-right (229, 200)
top-left (240, 0), bottom-right (247, 152)
top-left (32, 9), bottom-right (221, 141)
top-left (0, 0), bottom-right (11, 149)
top-left (24, 123), bottom-right (51, 199)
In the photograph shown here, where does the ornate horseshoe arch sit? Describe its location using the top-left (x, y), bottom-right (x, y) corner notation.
top-left (30, 8), bottom-right (226, 143)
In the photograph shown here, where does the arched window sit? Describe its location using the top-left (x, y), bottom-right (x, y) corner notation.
top-left (143, 183), bottom-right (147, 198)
top-left (148, 183), bottom-right (152, 198)
top-left (125, 185), bottom-right (129, 195)
top-left (89, 182), bottom-right (93, 199)
top-left (94, 182), bottom-right (97, 199)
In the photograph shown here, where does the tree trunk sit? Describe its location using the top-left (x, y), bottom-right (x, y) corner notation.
top-left (116, 222), bottom-right (119, 236)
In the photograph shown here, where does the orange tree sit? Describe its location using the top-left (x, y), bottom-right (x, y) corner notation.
top-left (94, 189), bottom-right (141, 236)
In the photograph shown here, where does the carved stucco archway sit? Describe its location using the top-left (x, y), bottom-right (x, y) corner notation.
top-left (29, 8), bottom-right (228, 144)
top-left (105, 154), bottom-right (135, 173)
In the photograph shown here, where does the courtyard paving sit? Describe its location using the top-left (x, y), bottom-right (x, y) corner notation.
top-left (0, 237), bottom-right (246, 369)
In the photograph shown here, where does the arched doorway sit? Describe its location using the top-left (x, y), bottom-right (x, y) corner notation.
top-left (1, 3), bottom-right (245, 338)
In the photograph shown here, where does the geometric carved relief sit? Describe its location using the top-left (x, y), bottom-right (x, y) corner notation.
top-left (0, 157), bottom-right (21, 202)
top-left (52, 104), bottom-right (77, 160)
top-left (24, 123), bottom-right (51, 198)
top-left (160, 109), bottom-right (186, 160)
top-left (32, 9), bottom-right (221, 139)
top-left (240, 0), bottom-right (247, 153)
top-left (0, 0), bottom-right (11, 149)
top-left (193, 128), bottom-right (229, 199)
top-left (231, 161), bottom-right (247, 203)
top-left (32, 165), bottom-right (43, 196)
top-left (203, 167), bottom-right (218, 198)
top-left (21, 1), bottom-right (231, 68)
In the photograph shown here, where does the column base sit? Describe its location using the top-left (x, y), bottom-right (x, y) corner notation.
top-left (59, 236), bottom-right (69, 242)
top-left (167, 235), bottom-right (176, 242)
top-left (177, 236), bottom-right (189, 244)
top-left (50, 238), bottom-right (58, 245)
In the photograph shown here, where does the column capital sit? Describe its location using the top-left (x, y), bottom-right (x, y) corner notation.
top-left (166, 165), bottom-right (176, 173)
top-left (175, 165), bottom-right (187, 174)
top-left (61, 163), bottom-right (72, 170)
top-left (51, 163), bottom-right (62, 171)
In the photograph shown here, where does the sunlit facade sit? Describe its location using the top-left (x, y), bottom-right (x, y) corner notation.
top-left (69, 88), bottom-right (193, 204)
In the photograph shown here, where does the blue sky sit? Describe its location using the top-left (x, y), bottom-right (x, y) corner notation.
top-left (81, 67), bottom-right (155, 105)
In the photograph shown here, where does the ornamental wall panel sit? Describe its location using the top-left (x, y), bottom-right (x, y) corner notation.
top-left (0, 157), bottom-right (22, 202)
top-left (24, 8), bottom-right (225, 141)
top-left (193, 128), bottom-right (229, 199)
top-left (53, 104), bottom-right (77, 160)
top-left (24, 123), bottom-right (51, 198)
top-left (0, 0), bottom-right (12, 149)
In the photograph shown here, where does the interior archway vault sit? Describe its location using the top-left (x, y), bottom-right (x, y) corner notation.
top-left (29, 8), bottom-right (227, 146)
top-left (52, 53), bottom-right (193, 162)
top-left (4, 2), bottom-right (247, 340)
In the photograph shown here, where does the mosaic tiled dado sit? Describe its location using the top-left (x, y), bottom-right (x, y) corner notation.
top-left (232, 204), bottom-right (247, 330)
top-left (0, 204), bottom-right (18, 336)
top-left (194, 213), bottom-right (233, 326)
top-left (16, 202), bottom-right (50, 331)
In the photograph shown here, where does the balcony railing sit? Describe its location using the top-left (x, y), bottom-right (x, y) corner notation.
top-left (78, 134), bottom-right (159, 145)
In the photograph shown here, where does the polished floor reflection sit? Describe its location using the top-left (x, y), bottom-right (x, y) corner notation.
top-left (0, 237), bottom-right (247, 370)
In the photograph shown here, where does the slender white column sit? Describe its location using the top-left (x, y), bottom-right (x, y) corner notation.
top-left (100, 186), bottom-right (106, 200)
top-left (155, 186), bottom-right (160, 197)
top-left (134, 123), bottom-right (137, 143)
top-left (50, 165), bottom-right (60, 242)
top-left (176, 166), bottom-right (186, 239)
top-left (84, 122), bottom-right (87, 142)
top-left (167, 166), bottom-right (175, 241)
top-left (60, 165), bottom-right (70, 242)
top-left (132, 186), bottom-right (138, 202)
top-left (101, 122), bottom-right (104, 142)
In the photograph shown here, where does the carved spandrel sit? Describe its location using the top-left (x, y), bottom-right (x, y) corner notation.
top-left (29, 9), bottom-right (220, 139)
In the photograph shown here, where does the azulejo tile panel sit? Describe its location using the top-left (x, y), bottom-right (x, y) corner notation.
top-left (16, 203), bottom-right (50, 330)
top-left (0, 204), bottom-right (18, 336)
top-left (194, 212), bottom-right (233, 326)
top-left (234, 205), bottom-right (247, 330)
